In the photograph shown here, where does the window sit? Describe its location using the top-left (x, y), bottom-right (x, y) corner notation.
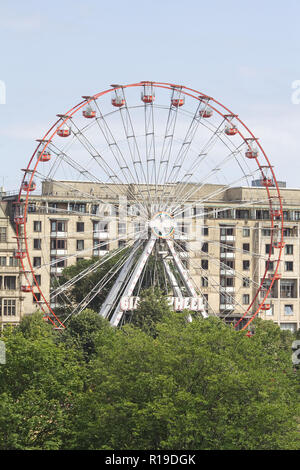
top-left (201, 277), bottom-right (208, 287)
top-left (51, 239), bottom-right (67, 250)
top-left (243, 260), bottom-right (250, 271)
top-left (284, 305), bottom-right (293, 315)
top-left (51, 220), bottom-right (67, 232)
top-left (77, 222), bottom-right (84, 232)
top-left (256, 210), bottom-right (270, 220)
top-left (48, 203), bottom-right (58, 214)
top-left (262, 228), bottom-right (271, 237)
top-left (9, 257), bottom-right (18, 267)
top-left (201, 260), bottom-right (208, 270)
top-left (203, 226), bottom-right (209, 236)
top-left (33, 239), bottom-right (41, 250)
top-left (28, 203), bottom-right (36, 213)
top-left (76, 240), bottom-right (84, 251)
top-left (101, 242), bottom-right (109, 251)
top-left (69, 203), bottom-right (86, 213)
top-left (91, 204), bottom-right (99, 215)
top-left (220, 227), bottom-right (234, 236)
top-left (266, 261), bottom-right (274, 271)
top-left (294, 211), bottom-right (300, 221)
top-left (221, 277), bottom-right (234, 287)
top-left (236, 210), bottom-right (249, 220)
top-left (243, 243), bottom-right (250, 253)
top-left (265, 244), bottom-right (274, 255)
top-left (243, 228), bottom-right (250, 237)
top-left (51, 257), bottom-right (66, 269)
top-left (243, 277), bottom-right (250, 288)
top-left (33, 257), bottom-right (41, 268)
top-left (285, 261), bottom-right (293, 272)
top-left (280, 280), bottom-right (296, 298)
top-left (118, 240), bottom-right (126, 248)
top-left (3, 299), bottom-right (16, 316)
top-left (0, 257), bottom-right (6, 266)
top-left (0, 227), bottom-right (7, 242)
top-left (285, 244), bottom-right (293, 255)
top-left (33, 221), bottom-right (42, 232)
top-left (202, 242), bottom-right (208, 253)
top-left (118, 223), bottom-right (126, 234)
top-left (243, 294), bottom-right (250, 305)
top-left (35, 275), bottom-right (41, 286)
top-left (33, 292), bottom-right (41, 303)
top-left (4, 276), bottom-right (16, 290)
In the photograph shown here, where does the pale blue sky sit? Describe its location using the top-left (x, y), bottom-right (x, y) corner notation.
top-left (1, 0), bottom-right (300, 189)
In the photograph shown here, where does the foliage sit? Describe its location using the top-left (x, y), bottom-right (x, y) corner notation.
top-left (131, 287), bottom-right (172, 335)
top-left (0, 309), bottom-right (299, 450)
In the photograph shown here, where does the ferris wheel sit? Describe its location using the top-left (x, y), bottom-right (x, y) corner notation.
top-left (15, 81), bottom-right (284, 331)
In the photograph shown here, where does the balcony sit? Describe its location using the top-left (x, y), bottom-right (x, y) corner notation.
top-left (50, 267), bottom-right (64, 274)
top-left (220, 252), bottom-right (235, 259)
top-left (220, 269), bottom-right (235, 276)
top-left (50, 231), bottom-right (67, 238)
top-left (220, 235), bottom-right (235, 242)
top-left (220, 287), bottom-right (235, 293)
top-left (93, 249), bottom-right (109, 257)
top-left (50, 249), bottom-right (67, 256)
top-left (93, 231), bottom-right (109, 240)
top-left (220, 304), bottom-right (235, 310)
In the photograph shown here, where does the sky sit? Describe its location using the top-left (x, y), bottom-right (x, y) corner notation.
top-left (1, 0), bottom-right (300, 190)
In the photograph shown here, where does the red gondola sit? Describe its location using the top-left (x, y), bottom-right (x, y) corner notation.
top-left (245, 149), bottom-right (258, 159)
top-left (57, 124), bottom-right (71, 137)
top-left (14, 216), bottom-right (25, 224)
top-left (22, 181), bottom-right (36, 192)
top-left (14, 250), bottom-right (26, 260)
top-left (199, 108), bottom-right (213, 118)
top-left (83, 105), bottom-right (96, 118)
top-left (171, 98), bottom-right (184, 107)
top-left (37, 150), bottom-right (51, 162)
top-left (141, 94), bottom-right (155, 104)
top-left (21, 285), bottom-right (32, 293)
top-left (225, 125), bottom-right (238, 136)
top-left (112, 97), bottom-right (125, 107)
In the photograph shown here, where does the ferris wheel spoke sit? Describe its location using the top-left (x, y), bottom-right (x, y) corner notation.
top-left (157, 87), bottom-right (182, 193)
top-left (63, 244), bottom-right (142, 322)
top-left (171, 167), bottom-right (261, 220)
top-left (93, 94), bottom-right (150, 212)
top-left (34, 226), bottom-right (147, 274)
top-left (172, 238), bottom-right (243, 316)
top-left (164, 114), bottom-right (226, 196)
top-left (50, 235), bottom-right (140, 300)
top-left (177, 249), bottom-right (248, 317)
top-left (171, 137), bottom-right (248, 213)
top-left (66, 118), bottom-right (149, 211)
top-left (174, 196), bottom-right (272, 223)
top-left (36, 143), bottom-right (131, 205)
top-left (118, 88), bottom-right (152, 208)
top-left (143, 100), bottom-right (158, 202)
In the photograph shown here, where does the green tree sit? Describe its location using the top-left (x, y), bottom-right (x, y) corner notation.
top-left (0, 312), bottom-right (84, 449)
top-left (59, 308), bottom-right (112, 361)
top-left (131, 287), bottom-right (172, 335)
top-left (66, 313), bottom-right (300, 450)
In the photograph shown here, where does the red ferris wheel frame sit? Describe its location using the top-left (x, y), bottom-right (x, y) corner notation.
top-left (15, 81), bottom-right (284, 330)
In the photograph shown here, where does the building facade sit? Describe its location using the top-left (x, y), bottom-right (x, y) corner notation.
top-left (1, 182), bottom-right (300, 332)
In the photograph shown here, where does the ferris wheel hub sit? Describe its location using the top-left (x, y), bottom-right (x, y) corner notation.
top-left (149, 211), bottom-right (175, 239)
